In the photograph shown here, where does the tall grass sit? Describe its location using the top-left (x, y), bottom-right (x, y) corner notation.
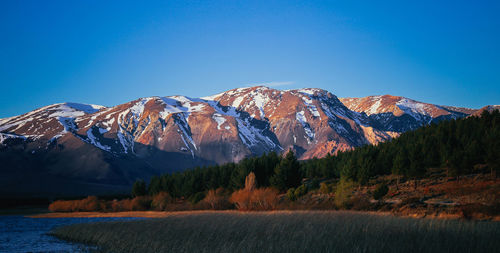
top-left (50, 211), bottom-right (500, 253)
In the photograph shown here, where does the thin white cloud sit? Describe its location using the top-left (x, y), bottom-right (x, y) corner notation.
top-left (245, 81), bottom-right (295, 87)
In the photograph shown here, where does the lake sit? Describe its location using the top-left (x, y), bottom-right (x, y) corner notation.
top-left (0, 215), bottom-right (142, 253)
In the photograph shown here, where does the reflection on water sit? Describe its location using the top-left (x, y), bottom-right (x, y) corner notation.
top-left (0, 215), bottom-right (141, 253)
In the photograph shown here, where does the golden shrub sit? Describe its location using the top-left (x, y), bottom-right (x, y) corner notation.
top-left (79, 196), bottom-right (103, 211)
top-left (48, 196), bottom-right (104, 212)
top-left (48, 200), bottom-right (73, 212)
top-left (151, 192), bottom-right (173, 211)
top-left (245, 172), bottom-right (257, 191)
top-left (230, 187), bottom-right (278, 211)
top-left (230, 189), bottom-right (252, 210)
top-left (131, 196), bottom-right (152, 211)
top-left (111, 198), bottom-right (133, 212)
top-left (203, 188), bottom-right (231, 210)
top-left (250, 188), bottom-right (278, 210)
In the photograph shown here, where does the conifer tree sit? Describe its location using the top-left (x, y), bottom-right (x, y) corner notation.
top-left (392, 149), bottom-right (409, 189)
top-left (132, 179), bottom-right (147, 197)
top-left (270, 149), bottom-right (302, 191)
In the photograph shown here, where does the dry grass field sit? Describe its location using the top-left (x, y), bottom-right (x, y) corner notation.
top-left (50, 210), bottom-right (500, 253)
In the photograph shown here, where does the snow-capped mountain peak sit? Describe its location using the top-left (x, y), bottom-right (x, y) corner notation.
top-left (1, 86), bottom-right (489, 196)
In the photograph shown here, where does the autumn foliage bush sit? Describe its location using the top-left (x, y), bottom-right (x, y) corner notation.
top-left (203, 188), bottom-right (232, 210)
top-left (228, 172), bottom-right (274, 210)
top-left (131, 196), bottom-right (152, 211)
top-left (49, 195), bottom-right (155, 212)
top-left (151, 192), bottom-right (173, 211)
top-left (111, 199), bottom-right (133, 212)
top-left (230, 187), bottom-right (278, 210)
top-left (229, 172), bottom-right (278, 210)
top-left (49, 196), bottom-right (105, 212)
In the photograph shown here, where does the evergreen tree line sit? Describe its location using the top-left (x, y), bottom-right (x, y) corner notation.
top-left (136, 110), bottom-right (500, 198)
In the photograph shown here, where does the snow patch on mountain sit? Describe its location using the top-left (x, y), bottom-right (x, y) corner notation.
top-left (297, 88), bottom-right (316, 95)
top-left (0, 133), bottom-right (27, 144)
top-left (58, 117), bottom-right (77, 133)
top-left (300, 95), bottom-right (321, 118)
top-left (102, 117), bottom-right (115, 131)
top-left (0, 102), bottom-right (103, 135)
top-left (64, 103), bottom-right (104, 114)
top-left (296, 88), bottom-right (324, 96)
top-left (49, 103), bottom-right (100, 118)
top-left (179, 133), bottom-right (194, 158)
top-left (202, 96), bottom-right (279, 148)
top-left (296, 110), bottom-right (315, 140)
top-left (174, 113), bottom-right (197, 158)
top-left (176, 114), bottom-right (197, 150)
top-left (296, 110), bottom-right (307, 124)
top-left (160, 96), bottom-right (206, 121)
top-left (236, 117), bottom-right (277, 149)
top-left (248, 88), bottom-right (271, 118)
top-left (396, 98), bottom-right (428, 114)
top-left (395, 98), bottom-right (431, 121)
top-left (232, 96), bottom-right (244, 108)
top-left (117, 129), bottom-right (134, 154)
top-left (129, 98), bottom-right (151, 126)
top-left (212, 113), bottom-right (227, 130)
top-left (368, 96), bottom-right (382, 115)
top-left (86, 128), bottom-right (111, 151)
top-left (0, 117), bottom-right (34, 132)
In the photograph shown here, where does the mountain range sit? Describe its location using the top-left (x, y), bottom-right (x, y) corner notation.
top-left (0, 86), bottom-right (496, 197)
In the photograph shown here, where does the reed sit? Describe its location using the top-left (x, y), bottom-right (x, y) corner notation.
top-left (51, 210), bottom-right (500, 253)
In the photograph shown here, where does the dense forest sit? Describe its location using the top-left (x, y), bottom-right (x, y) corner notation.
top-left (138, 110), bottom-right (500, 199)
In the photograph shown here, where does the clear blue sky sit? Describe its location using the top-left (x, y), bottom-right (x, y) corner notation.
top-left (1, 0), bottom-right (499, 117)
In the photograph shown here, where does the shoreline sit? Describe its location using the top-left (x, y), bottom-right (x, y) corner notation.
top-left (0, 207), bottom-right (49, 216)
top-left (28, 210), bottom-right (236, 218)
top-left (28, 209), bottom-right (499, 221)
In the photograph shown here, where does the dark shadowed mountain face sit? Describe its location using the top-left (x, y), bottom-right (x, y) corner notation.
top-left (0, 87), bottom-right (481, 197)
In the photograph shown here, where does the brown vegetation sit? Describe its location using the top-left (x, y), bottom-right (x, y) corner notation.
top-left (229, 187), bottom-right (278, 210)
top-left (229, 173), bottom-right (278, 210)
top-left (151, 192), bottom-right (173, 211)
top-left (244, 172), bottom-right (257, 191)
top-left (202, 188), bottom-right (232, 210)
top-left (46, 170), bottom-right (499, 221)
top-left (48, 196), bottom-right (106, 212)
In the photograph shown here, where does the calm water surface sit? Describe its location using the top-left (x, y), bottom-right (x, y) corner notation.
top-left (0, 215), bottom-right (142, 253)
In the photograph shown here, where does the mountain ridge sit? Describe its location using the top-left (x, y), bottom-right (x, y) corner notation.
top-left (0, 86), bottom-right (490, 197)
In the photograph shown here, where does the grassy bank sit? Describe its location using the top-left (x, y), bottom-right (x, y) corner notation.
top-left (50, 211), bottom-right (499, 253)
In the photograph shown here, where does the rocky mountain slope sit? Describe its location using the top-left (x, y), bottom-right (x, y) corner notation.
top-left (471, 105), bottom-right (500, 116)
top-left (0, 87), bottom-right (483, 196)
top-left (339, 95), bottom-right (472, 132)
